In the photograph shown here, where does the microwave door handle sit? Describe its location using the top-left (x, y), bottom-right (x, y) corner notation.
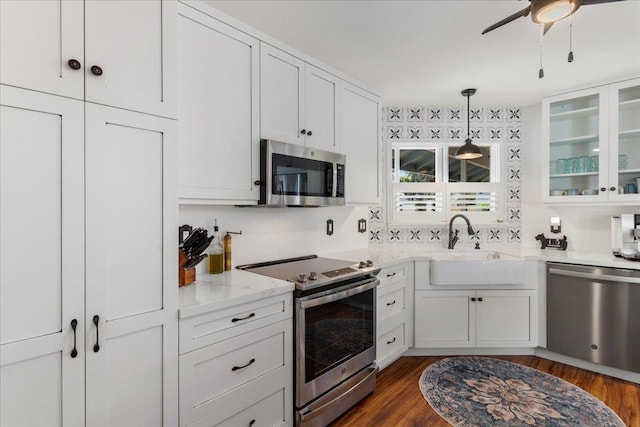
top-left (332, 163), bottom-right (337, 198)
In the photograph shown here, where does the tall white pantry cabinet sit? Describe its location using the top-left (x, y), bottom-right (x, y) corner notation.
top-left (0, 1), bottom-right (179, 426)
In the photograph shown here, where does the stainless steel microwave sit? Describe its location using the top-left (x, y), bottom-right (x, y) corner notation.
top-left (259, 139), bottom-right (345, 207)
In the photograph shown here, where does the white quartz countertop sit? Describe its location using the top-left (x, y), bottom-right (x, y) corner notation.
top-left (323, 245), bottom-right (640, 270)
top-left (179, 246), bottom-right (639, 319)
top-left (178, 269), bottom-right (294, 319)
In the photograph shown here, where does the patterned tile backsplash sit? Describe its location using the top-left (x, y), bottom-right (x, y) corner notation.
top-left (369, 104), bottom-right (523, 247)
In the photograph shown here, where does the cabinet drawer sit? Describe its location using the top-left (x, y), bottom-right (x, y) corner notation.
top-left (377, 283), bottom-right (405, 321)
top-left (376, 323), bottom-right (405, 364)
top-left (180, 319), bottom-right (292, 426)
top-left (180, 293), bottom-right (292, 354)
top-left (378, 264), bottom-right (408, 288)
top-left (215, 388), bottom-right (285, 427)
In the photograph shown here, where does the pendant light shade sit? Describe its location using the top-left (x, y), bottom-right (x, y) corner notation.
top-left (455, 88), bottom-right (483, 160)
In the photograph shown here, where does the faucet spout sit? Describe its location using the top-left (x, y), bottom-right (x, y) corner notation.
top-left (448, 214), bottom-right (475, 249)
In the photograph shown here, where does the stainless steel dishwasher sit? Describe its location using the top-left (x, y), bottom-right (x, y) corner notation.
top-left (547, 262), bottom-right (640, 373)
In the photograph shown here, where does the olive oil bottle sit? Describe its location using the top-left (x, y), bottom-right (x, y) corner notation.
top-left (208, 219), bottom-right (224, 274)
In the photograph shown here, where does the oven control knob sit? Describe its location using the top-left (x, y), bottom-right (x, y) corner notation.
top-left (309, 272), bottom-right (318, 281)
top-left (298, 273), bottom-right (307, 283)
top-left (358, 261), bottom-right (367, 269)
top-left (366, 259), bottom-right (373, 267)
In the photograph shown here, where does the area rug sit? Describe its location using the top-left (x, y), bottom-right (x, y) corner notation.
top-left (419, 357), bottom-right (625, 427)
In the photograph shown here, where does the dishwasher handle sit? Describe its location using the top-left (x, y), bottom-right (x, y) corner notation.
top-left (548, 267), bottom-right (640, 284)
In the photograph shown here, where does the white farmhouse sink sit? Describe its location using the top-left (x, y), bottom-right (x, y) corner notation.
top-left (429, 251), bottom-right (525, 285)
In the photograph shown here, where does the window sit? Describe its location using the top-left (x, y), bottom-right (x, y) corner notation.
top-left (389, 140), bottom-right (503, 225)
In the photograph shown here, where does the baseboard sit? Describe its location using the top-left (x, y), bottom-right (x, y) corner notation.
top-left (404, 347), bottom-right (535, 356)
top-left (534, 348), bottom-right (640, 384)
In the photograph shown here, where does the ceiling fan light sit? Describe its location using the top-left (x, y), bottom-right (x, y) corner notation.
top-left (533, 0), bottom-right (578, 24)
top-left (454, 138), bottom-right (483, 160)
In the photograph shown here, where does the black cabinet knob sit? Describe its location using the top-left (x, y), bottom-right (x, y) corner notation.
top-left (471, 297), bottom-right (476, 302)
top-left (300, 129), bottom-right (307, 135)
top-left (610, 187), bottom-right (616, 192)
top-left (307, 130), bottom-right (312, 136)
top-left (67, 59), bottom-right (81, 70)
top-left (601, 187), bottom-right (607, 192)
top-left (478, 297), bottom-right (483, 302)
top-left (90, 65), bottom-right (103, 76)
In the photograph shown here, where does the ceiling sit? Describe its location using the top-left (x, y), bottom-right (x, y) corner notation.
top-left (205, 0), bottom-right (640, 107)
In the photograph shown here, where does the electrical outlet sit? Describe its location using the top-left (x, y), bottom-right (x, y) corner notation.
top-left (358, 219), bottom-right (367, 233)
top-left (326, 219), bottom-right (334, 236)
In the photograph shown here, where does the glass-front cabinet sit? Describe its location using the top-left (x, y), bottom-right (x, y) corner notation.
top-left (542, 77), bottom-right (640, 204)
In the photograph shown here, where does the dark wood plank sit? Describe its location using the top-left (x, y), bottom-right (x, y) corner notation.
top-left (330, 356), bottom-right (640, 427)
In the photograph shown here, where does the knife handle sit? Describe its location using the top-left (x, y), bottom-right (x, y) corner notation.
top-left (93, 315), bottom-right (100, 352)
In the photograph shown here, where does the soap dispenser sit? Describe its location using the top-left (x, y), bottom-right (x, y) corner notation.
top-left (208, 219), bottom-right (224, 274)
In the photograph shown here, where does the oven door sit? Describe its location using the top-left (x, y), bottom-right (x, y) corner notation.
top-left (296, 278), bottom-right (378, 408)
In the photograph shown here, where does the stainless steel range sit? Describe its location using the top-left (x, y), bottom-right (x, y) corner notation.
top-left (238, 255), bottom-right (380, 427)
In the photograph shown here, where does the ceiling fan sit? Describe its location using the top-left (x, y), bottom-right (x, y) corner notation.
top-left (482, 0), bottom-right (625, 35)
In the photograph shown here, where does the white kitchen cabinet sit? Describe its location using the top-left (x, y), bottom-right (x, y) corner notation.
top-left (0, 0), bottom-right (176, 118)
top-left (179, 296), bottom-right (293, 427)
top-left (0, 86), bottom-right (178, 426)
top-left (85, 104), bottom-right (178, 426)
top-left (261, 43), bottom-right (340, 152)
top-left (1, 86), bottom-right (85, 427)
top-left (177, 3), bottom-right (260, 204)
top-left (415, 289), bottom-right (536, 348)
top-left (341, 82), bottom-right (381, 205)
top-left (542, 77), bottom-right (640, 204)
top-left (376, 263), bottom-right (413, 370)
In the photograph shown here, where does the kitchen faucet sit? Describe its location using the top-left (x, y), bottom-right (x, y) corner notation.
top-left (448, 214), bottom-right (475, 249)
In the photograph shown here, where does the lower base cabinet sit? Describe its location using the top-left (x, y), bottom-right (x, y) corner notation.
top-left (179, 293), bottom-right (293, 427)
top-left (415, 289), bottom-right (537, 348)
top-left (376, 263), bottom-right (413, 370)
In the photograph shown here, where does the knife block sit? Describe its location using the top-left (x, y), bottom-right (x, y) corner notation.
top-left (178, 249), bottom-right (196, 287)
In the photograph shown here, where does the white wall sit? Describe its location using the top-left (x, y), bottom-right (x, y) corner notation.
top-left (520, 104), bottom-right (639, 251)
top-left (179, 205), bottom-right (369, 270)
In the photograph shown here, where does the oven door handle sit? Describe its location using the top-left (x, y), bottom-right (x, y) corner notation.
top-left (299, 278), bottom-right (379, 309)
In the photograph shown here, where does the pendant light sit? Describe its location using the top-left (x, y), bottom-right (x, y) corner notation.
top-left (455, 88), bottom-right (483, 160)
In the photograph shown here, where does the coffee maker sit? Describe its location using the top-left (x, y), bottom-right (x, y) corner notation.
top-left (611, 214), bottom-right (640, 260)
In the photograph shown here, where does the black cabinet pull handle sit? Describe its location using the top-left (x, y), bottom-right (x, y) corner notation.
top-left (93, 315), bottom-right (100, 352)
top-left (232, 312), bottom-right (255, 323)
top-left (478, 297), bottom-right (483, 302)
top-left (232, 358), bottom-right (255, 371)
top-left (300, 129), bottom-right (307, 135)
top-left (90, 65), bottom-right (103, 76)
top-left (387, 337), bottom-right (396, 345)
top-left (386, 300), bottom-right (396, 306)
top-left (70, 319), bottom-right (78, 358)
top-left (248, 420), bottom-right (256, 427)
top-left (67, 59), bottom-right (81, 70)
top-left (471, 297), bottom-right (476, 302)
top-left (386, 272), bottom-right (396, 278)
top-left (307, 130), bottom-right (312, 136)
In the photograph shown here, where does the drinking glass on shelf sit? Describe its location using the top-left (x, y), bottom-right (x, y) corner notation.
top-left (570, 157), bottom-right (579, 174)
top-left (578, 156), bottom-right (588, 173)
top-left (619, 154), bottom-right (628, 170)
top-left (556, 159), bottom-right (567, 175)
top-left (589, 155), bottom-right (599, 172)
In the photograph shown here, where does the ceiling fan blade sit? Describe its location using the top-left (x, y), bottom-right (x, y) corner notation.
top-left (543, 21), bottom-right (554, 35)
top-left (580, 0), bottom-right (625, 5)
top-left (481, 5), bottom-right (532, 35)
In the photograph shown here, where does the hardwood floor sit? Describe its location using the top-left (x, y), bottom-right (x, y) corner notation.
top-left (331, 356), bottom-right (640, 427)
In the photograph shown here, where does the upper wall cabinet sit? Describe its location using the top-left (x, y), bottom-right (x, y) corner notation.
top-left (342, 83), bottom-right (382, 205)
top-left (0, 0), bottom-right (176, 118)
top-left (261, 43), bottom-right (340, 152)
top-left (542, 77), bottom-right (640, 204)
top-left (177, 2), bottom-right (260, 204)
